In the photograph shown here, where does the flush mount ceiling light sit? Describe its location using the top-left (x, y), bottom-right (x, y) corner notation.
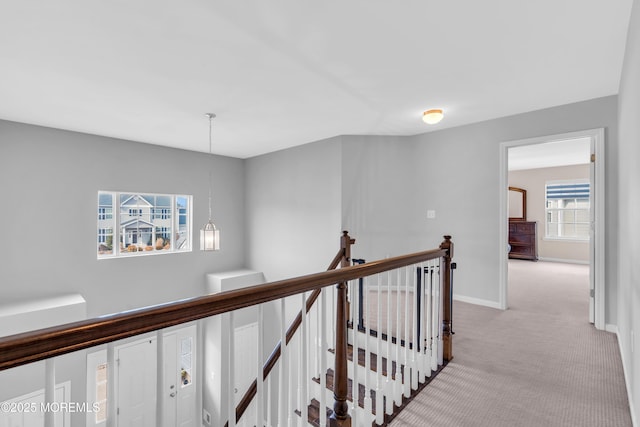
top-left (200, 113), bottom-right (220, 251)
top-left (422, 109), bottom-right (444, 125)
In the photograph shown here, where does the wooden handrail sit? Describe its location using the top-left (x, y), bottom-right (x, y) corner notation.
top-left (0, 243), bottom-right (446, 373)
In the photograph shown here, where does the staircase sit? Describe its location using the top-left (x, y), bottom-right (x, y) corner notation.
top-left (224, 232), bottom-right (454, 427)
top-left (296, 262), bottom-right (450, 427)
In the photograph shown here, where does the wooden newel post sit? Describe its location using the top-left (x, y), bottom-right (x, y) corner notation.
top-left (330, 231), bottom-right (355, 427)
top-left (440, 235), bottom-right (454, 361)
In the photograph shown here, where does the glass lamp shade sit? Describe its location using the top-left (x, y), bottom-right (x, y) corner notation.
top-left (422, 109), bottom-right (444, 124)
top-left (200, 221), bottom-right (220, 251)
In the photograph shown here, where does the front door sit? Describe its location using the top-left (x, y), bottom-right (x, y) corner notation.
top-left (163, 325), bottom-right (197, 427)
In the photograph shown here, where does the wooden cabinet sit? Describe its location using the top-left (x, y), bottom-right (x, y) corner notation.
top-left (508, 221), bottom-right (538, 261)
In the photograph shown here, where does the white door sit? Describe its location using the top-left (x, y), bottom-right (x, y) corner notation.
top-left (163, 334), bottom-right (178, 427)
top-left (163, 325), bottom-right (197, 427)
top-left (116, 338), bottom-right (157, 427)
top-left (234, 323), bottom-right (258, 426)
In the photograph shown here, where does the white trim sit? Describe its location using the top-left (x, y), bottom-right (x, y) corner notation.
top-left (615, 329), bottom-right (637, 427)
top-left (453, 294), bottom-right (502, 310)
top-left (606, 324), bottom-right (618, 334)
top-left (499, 128), bottom-right (606, 329)
top-left (542, 237), bottom-right (589, 243)
top-left (537, 257), bottom-right (590, 265)
top-left (593, 128), bottom-right (606, 331)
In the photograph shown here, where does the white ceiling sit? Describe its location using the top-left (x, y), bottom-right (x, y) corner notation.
top-left (508, 137), bottom-right (591, 171)
top-left (0, 1), bottom-right (632, 159)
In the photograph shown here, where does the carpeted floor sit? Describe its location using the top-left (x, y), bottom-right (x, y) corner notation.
top-left (388, 260), bottom-right (632, 427)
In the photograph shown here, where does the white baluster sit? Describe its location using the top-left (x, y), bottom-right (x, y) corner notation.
top-left (229, 312), bottom-right (236, 427)
top-left (394, 269), bottom-right (402, 406)
top-left (375, 273), bottom-right (384, 425)
top-left (266, 374), bottom-right (272, 427)
top-left (257, 305), bottom-right (264, 427)
top-left (411, 265), bottom-right (419, 391)
top-left (403, 266), bottom-right (411, 398)
top-left (300, 292), bottom-right (308, 426)
top-left (278, 299), bottom-right (287, 427)
top-left (320, 288), bottom-right (327, 427)
top-left (417, 263), bottom-right (428, 383)
top-left (438, 263), bottom-right (444, 367)
top-left (385, 270), bottom-right (393, 416)
top-left (363, 276), bottom-right (372, 422)
top-left (431, 269), bottom-right (442, 371)
top-left (351, 279), bottom-right (359, 427)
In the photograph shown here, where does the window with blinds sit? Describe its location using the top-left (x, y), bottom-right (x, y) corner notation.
top-left (545, 181), bottom-right (590, 240)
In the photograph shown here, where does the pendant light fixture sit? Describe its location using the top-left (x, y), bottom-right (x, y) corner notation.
top-left (200, 113), bottom-right (220, 251)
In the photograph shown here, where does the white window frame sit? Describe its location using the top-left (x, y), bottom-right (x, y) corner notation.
top-left (544, 179), bottom-right (590, 241)
top-left (97, 191), bottom-right (192, 259)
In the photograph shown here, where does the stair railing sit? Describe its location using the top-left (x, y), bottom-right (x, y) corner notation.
top-left (0, 232), bottom-right (453, 427)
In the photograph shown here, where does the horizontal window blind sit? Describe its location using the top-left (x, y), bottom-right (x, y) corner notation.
top-left (546, 182), bottom-right (590, 199)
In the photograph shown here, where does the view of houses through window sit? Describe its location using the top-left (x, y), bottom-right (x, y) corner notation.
top-left (545, 180), bottom-right (590, 240)
top-left (97, 191), bottom-right (191, 258)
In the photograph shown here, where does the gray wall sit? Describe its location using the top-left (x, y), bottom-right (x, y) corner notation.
top-left (244, 136), bottom-right (342, 282)
top-left (0, 120), bottom-right (246, 319)
top-left (617, 0), bottom-right (640, 420)
top-left (341, 96), bottom-right (618, 316)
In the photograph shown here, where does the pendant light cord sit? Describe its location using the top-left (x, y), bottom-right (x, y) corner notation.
top-left (208, 114), bottom-right (213, 221)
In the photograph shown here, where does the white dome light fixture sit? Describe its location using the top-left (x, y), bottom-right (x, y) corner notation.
top-left (422, 109), bottom-right (444, 124)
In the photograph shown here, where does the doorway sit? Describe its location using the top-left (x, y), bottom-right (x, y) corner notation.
top-left (499, 128), bottom-right (605, 329)
top-left (91, 325), bottom-right (198, 427)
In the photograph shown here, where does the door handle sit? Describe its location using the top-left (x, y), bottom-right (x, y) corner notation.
top-left (170, 392), bottom-right (176, 398)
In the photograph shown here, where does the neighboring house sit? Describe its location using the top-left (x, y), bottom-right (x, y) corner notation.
top-left (98, 193), bottom-right (188, 254)
top-left (119, 194), bottom-right (172, 250)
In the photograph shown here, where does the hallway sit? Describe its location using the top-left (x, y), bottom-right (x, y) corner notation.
top-left (388, 260), bottom-right (631, 427)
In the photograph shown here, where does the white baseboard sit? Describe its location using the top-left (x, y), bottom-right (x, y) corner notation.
top-left (453, 294), bottom-right (502, 309)
top-left (606, 324), bottom-right (619, 334)
top-left (615, 328), bottom-right (637, 427)
top-left (537, 257), bottom-right (590, 265)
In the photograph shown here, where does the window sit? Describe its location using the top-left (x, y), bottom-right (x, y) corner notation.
top-left (97, 191), bottom-right (192, 258)
top-left (180, 337), bottom-right (193, 388)
top-left (545, 181), bottom-right (590, 240)
top-left (95, 363), bottom-right (107, 423)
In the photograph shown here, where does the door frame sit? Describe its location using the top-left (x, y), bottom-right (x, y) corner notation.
top-left (498, 128), bottom-right (605, 330)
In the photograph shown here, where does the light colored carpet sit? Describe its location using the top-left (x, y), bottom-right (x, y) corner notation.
top-left (388, 260), bottom-right (632, 427)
